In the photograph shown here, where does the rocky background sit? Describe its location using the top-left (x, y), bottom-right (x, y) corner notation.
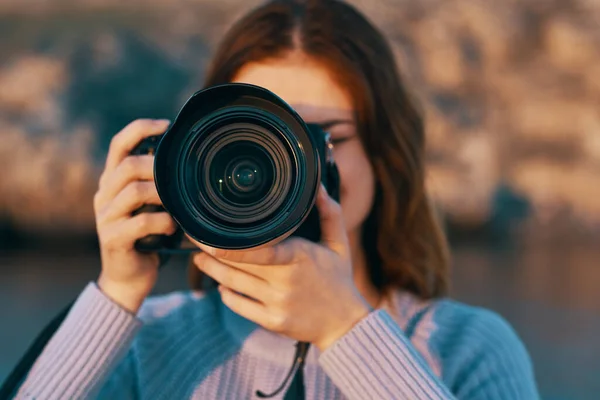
top-left (0, 0), bottom-right (599, 245)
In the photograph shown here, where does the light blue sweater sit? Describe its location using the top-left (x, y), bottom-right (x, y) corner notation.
top-left (16, 282), bottom-right (538, 399)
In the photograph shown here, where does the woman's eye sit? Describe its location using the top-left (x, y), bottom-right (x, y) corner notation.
top-left (331, 136), bottom-right (354, 146)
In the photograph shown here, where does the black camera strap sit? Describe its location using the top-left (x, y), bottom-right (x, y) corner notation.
top-left (0, 301), bottom-right (74, 399)
top-left (257, 341), bottom-right (310, 399)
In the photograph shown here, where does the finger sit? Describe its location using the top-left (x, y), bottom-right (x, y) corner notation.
top-left (316, 183), bottom-right (348, 255)
top-left (193, 241), bottom-right (296, 266)
top-left (95, 155), bottom-right (155, 211)
top-left (102, 212), bottom-right (177, 248)
top-left (194, 254), bottom-right (273, 302)
top-left (99, 181), bottom-right (161, 223)
top-left (218, 285), bottom-right (275, 329)
top-left (208, 258), bottom-right (284, 280)
top-left (105, 119), bottom-right (170, 172)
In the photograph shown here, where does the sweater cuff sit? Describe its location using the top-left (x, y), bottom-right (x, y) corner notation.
top-left (17, 282), bottom-right (143, 399)
top-left (319, 309), bottom-right (452, 400)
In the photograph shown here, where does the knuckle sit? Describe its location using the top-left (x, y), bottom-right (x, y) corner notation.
top-left (135, 213), bottom-right (152, 231)
top-left (219, 250), bottom-right (232, 260)
top-left (131, 118), bottom-right (151, 131)
top-left (221, 270), bottom-right (234, 287)
top-left (111, 120), bottom-right (150, 153)
top-left (286, 263), bottom-right (298, 278)
top-left (95, 205), bottom-right (112, 226)
top-left (204, 257), bottom-right (220, 276)
top-left (329, 200), bottom-right (342, 215)
top-left (121, 156), bottom-right (140, 177)
top-left (108, 133), bottom-right (120, 149)
top-left (267, 247), bottom-right (279, 263)
top-left (284, 265), bottom-right (300, 285)
top-left (100, 229), bottom-right (119, 249)
top-left (109, 132), bottom-right (125, 153)
top-left (215, 265), bottom-right (235, 287)
top-left (215, 249), bottom-right (236, 261)
top-left (160, 214), bottom-right (177, 233)
top-left (93, 191), bottom-right (102, 212)
top-left (130, 181), bottom-right (148, 199)
top-left (275, 290), bottom-right (291, 307)
top-left (98, 172), bottom-right (108, 189)
top-left (284, 240), bottom-right (303, 263)
top-left (269, 313), bottom-right (288, 331)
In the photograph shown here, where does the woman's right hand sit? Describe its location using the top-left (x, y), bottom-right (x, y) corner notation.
top-left (94, 119), bottom-right (177, 313)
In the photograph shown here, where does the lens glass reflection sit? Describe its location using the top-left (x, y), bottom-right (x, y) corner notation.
top-left (209, 141), bottom-right (274, 206)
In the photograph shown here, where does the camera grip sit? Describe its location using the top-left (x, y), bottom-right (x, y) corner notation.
top-left (132, 204), bottom-right (170, 252)
top-left (130, 135), bottom-right (183, 253)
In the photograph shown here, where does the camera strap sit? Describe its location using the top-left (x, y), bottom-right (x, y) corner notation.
top-left (0, 250), bottom-right (186, 398)
top-left (257, 341), bottom-right (310, 399)
top-left (0, 300), bottom-right (74, 399)
top-left (283, 354), bottom-right (307, 400)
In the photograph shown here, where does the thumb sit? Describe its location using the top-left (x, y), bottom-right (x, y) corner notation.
top-left (316, 183), bottom-right (348, 255)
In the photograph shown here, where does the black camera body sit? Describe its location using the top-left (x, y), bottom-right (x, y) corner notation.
top-left (131, 83), bottom-right (340, 253)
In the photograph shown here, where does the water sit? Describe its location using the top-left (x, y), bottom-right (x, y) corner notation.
top-left (1, 242), bottom-right (598, 399)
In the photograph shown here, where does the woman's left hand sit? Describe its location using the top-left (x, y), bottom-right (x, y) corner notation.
top-left (193, 184), bottom-right (372, 352)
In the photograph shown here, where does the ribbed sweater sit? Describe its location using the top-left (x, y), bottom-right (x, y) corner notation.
top-left (15, 282), bottom-right (538, 399)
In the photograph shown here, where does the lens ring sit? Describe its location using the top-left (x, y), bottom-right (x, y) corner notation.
top-left (192, 123), bottom-right (294, 224)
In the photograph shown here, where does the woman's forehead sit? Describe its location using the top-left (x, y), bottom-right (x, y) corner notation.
top-left (231, 58), bottom-right (354, 121)
top-left (287, 104), bottom-right (354, 126)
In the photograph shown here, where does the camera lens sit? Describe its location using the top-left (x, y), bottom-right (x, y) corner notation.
top-left (153, 84), bottom-right (321, 249)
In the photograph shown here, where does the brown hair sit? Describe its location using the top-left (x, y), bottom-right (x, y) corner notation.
top-left (189, 0), bottom-right (450, 299)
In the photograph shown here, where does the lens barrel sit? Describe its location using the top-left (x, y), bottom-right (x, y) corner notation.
top-left (153, 84), bottom-right (322, 249)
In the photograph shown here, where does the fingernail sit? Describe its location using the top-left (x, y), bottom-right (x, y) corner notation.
top-left (154, 119), bottom-right (171, 125)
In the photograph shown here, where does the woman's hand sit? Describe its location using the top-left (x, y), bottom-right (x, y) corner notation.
top-left (94, 119), bottom-right (178, 313)
top-left (193, 185), bottom-right (372, 352)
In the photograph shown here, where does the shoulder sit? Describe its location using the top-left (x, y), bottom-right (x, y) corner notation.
top-left (388, 291), bottom-right (528, 358)
top-left (428, 299), bottom-right (528, 356)
top-left (428, 298), bottom-right (537, 397)
top-left (387, 292), bottom-right (538, 397)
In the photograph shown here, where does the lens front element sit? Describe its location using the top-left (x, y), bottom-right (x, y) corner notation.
top-left (230, 161), bottom-right (259, 192)
top-left (195, 124), bottom-right (293, 225)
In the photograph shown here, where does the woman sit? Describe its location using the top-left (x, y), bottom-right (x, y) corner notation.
top-left (16, 0), bottom-right (538, 399)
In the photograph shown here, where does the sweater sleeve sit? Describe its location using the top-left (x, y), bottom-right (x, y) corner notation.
top-left (14, 282), bottom-right (143, 400)
top-left (319, 309), bottom-right (455, 399)
top-left (318, 308), bottom-right (539, 400)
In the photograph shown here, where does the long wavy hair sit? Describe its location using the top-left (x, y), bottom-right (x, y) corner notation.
top-left (189, 0), bottom-right (450, 299)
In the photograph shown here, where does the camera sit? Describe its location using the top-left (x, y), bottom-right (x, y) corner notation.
top-left (131, 83), bottom-right (340, 252)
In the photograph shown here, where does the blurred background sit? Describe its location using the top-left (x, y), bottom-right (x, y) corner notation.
top-left (0, 0), bottom-right (598, 398)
